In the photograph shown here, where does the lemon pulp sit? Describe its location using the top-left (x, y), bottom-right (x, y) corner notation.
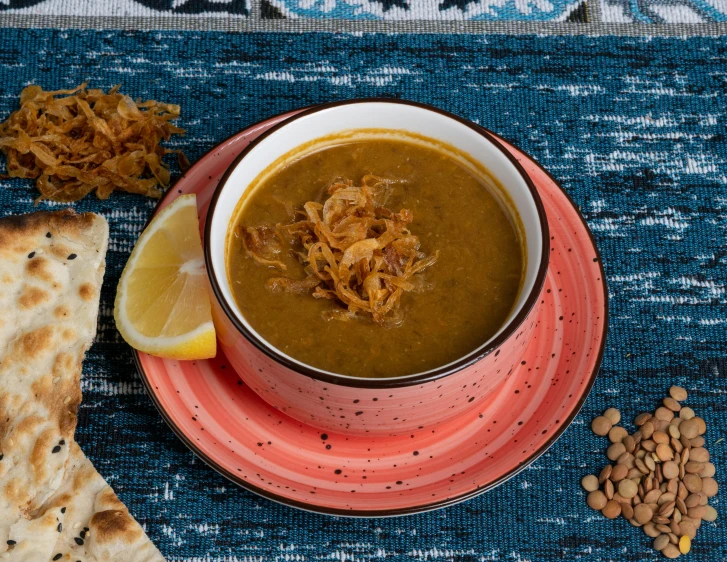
top-left (114, 194), bottom-right (216, 360)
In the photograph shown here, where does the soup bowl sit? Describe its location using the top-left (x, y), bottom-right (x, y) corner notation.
top-left (205, 99), bottom-right (549, 436)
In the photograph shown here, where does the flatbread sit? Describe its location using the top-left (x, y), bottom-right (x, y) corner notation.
top-left (27, 443), bottom-right (165, 562)
top-left (0, 209), bottom-right (164, 561)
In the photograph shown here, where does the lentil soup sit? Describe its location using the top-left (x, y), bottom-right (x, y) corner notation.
top-left (226, 132), bottom-right (525, 378)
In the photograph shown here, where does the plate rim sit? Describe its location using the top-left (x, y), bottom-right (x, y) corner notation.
top-left (131, 109), bottom-right (609, 517)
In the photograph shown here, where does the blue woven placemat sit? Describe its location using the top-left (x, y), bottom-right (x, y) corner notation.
top-left (0, 30), bottom-right (724, 561)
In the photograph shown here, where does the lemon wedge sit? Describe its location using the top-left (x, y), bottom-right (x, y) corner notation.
top-left (114, 194), bottom-right (216, 360)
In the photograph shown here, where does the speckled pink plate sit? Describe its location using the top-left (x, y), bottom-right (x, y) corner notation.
top-left (134, 109), bottom-right (608, 516)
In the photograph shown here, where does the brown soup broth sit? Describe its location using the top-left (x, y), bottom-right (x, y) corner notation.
top-left (227, 135), bottom-right (524, 378)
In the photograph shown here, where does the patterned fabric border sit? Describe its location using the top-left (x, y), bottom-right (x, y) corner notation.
top-left (0, 0), bottom-right (726, 24)
top-left (0, 0), bottom-right (250, 17)
top-left (259, 0), bottom-right (589, 21)
top-left (2, 12), bottom-right (727, 32)
top-left (600, 0), bottom-right (727, 22)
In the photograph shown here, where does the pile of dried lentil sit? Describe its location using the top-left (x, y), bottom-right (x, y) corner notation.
top-left (582, 386), bottom-right (718, 559)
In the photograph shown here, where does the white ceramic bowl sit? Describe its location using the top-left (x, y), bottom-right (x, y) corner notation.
top-left (204, 99), bottom-right (549, 435)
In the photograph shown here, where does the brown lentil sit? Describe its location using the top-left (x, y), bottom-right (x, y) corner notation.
top-left (662, 544), bottom-right (681, 559)
top-left (627, 467), bottom-right (643, 480)
top-left (655, 407), bottom-right (675, 422)
top-left (702, 506), bottom-right (717, 522)
top-left (653, 431), bottom-right (670, 445)
top-left (663, 397), bottom-right (681, 412)
top-left (634, 503), bottom-right (653, 524)
top-left (683, 474), bottom-right (702, 494)
top-left (645, 456), bottom-right (656, 472)
top-left (685, 494), bottom-right (701, 508)
top-left (659, 501), bottom-right (676, 518)
top-left (582, 474), bottom-right (599, 492)
top-left (604, 478), bottom-right (614, 500)
top-left (669, 476), bottom-right (680, 492)
top-left (669, 386), bottom-right (688, 401)
top-left (602, 500), bottom-right (621, 519)
top-left (641, 421), bottom-right (655, 439)
top-left (603, 407), bottom-right (621, 425)
top-left (701, 478), bottom-right (718, 498)
top-left (592, 416), bottom-right (613, 436)
top-left (679, 407), bottom-right (695, 420)
top-left (644, 523), bottom-right (660, 537)
top-left (619, 479), bottom-right (638, 499)
top-left (599, 464), bottom-right (613, 483)
top-left (660, 492), bottom-right (676, 504)
top-left (621, 502), bottom-right (634, 520)
top-left (587, 490), bottom-right (608, 510)
top-left (679, 419), bottom-right (699, 440)
top-left (689, 447), bottom-right (709, 463)
top-left (656, 444), bottom-right (674, 462)
top-left (609, 426), bottom-right (628, 444)
top-left (676, 497), bottom-right (687, 515)
top-left (618, 451), bottom-right (634, 466)
top-left (635, 412), bottom-right (652, 426)
top-left (611, 464), bottom-right (628, 482)
top-left (679, 435), bottom-right (691, 450)
top-left (694, 417), bottom-right (706, 436)
top-left (663, 461), bottom-right (679, 480)
top-left (607, 442), bottom-right (627, 461)
top-left (654, 535), bottom-right (670, 551)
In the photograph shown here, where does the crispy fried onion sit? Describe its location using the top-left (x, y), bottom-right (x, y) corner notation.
top-left (0, 83), bottom-right (187, 202)
top-left (242, 175), bottom-right (438, 325)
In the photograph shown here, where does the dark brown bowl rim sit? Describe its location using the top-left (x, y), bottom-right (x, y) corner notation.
top-left (131, 109), bottom-right (609, 516)
top-left (203, 98), bottom-right (551, 389)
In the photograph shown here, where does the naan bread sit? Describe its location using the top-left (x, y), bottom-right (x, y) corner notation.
top-left (0, 209), bottom-right (164, 561)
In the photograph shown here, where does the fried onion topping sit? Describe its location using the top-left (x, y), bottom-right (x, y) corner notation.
top-left (0, 83), bottom-right (187, 202)
top-left (240, 175), bottom-right (438, 325)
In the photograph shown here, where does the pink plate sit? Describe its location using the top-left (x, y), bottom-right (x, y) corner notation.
top-left (134, 110), bottom-right (608, 516)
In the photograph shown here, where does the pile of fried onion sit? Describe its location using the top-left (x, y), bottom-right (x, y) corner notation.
top-left (239, 175), bottom-right (438, 325)
top-left (0, 83), bottom-right (187, 202)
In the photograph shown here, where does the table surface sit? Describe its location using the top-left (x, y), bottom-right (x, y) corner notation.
top-left (0, 20), bottom-right (725, 562)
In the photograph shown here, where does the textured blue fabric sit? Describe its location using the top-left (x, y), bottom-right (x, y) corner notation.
top-left (0, 30), bottom-right (724, 560)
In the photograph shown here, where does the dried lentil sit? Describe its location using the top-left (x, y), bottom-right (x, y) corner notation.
top-left (581, 388), bottom-right (718, 559)
top-left (581, 474), bottom-right (599, 492)
top-left (604, 408), bottom-right (621, 425)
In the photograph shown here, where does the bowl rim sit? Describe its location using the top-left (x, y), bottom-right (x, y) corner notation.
top-left (204, 98), bottom-right (550, 389)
